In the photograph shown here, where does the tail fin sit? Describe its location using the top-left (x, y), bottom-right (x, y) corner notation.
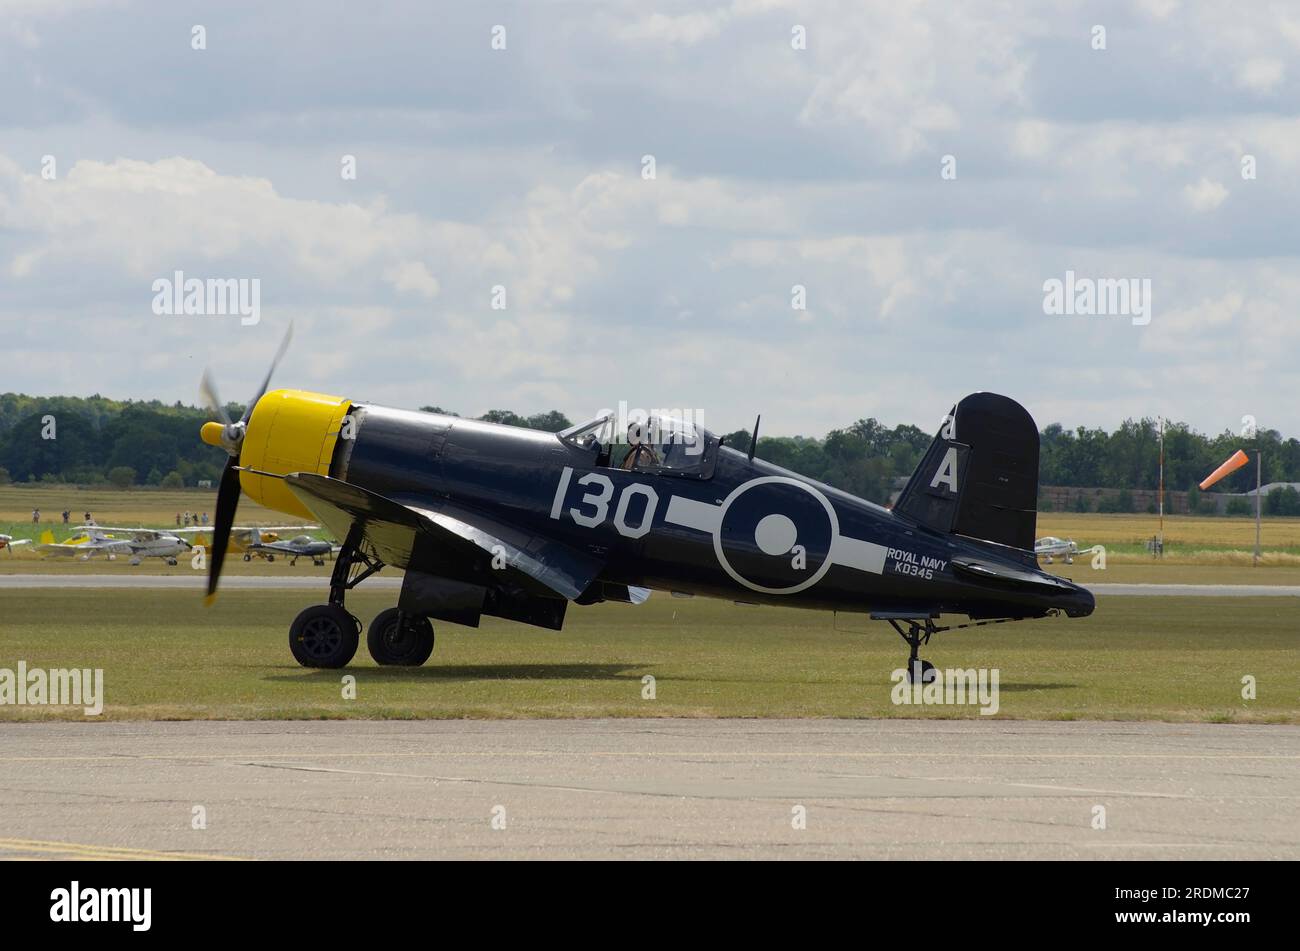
top-left (893, 392), bottom-right (1039, 552)
top-left (39, 529), bottom-right (54, 545)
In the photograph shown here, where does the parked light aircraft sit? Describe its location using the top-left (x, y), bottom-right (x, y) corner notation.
top-left (245, 534), bottom-right (340, 566)
top-left (1034, 536), bottom-right (1083, 565)
top-left (0, 534), bottom-right (31, 554)
top-left (37, 526), bottom-right (192, 565)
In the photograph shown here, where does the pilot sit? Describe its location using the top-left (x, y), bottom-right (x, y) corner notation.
top-left (621, 421), bottom-right (660, 470)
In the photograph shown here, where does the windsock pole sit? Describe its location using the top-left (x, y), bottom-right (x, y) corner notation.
top-left (1157, 417), bottom-right (1164, 557)
top-left (1255, 450), bottom-right (1262, 567)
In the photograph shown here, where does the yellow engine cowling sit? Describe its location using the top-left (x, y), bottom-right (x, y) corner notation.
top-left (236, 389), bottom-right (351, 519)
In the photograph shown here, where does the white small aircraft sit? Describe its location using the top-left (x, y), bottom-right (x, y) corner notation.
top-left (1034, 536), bottom-right (1082, 565)
top-left (37, 526), bottom-right (193, 565)
top-left (0, 534), bottom-right (31, 554)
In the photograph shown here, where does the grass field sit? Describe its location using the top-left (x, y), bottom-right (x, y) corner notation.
top-left (1, 590), bottom-right (1295, 723)
top-left (0, 484), bottom-right (280, 528)
top-left (1038, 511), bottom-right (1300, 563)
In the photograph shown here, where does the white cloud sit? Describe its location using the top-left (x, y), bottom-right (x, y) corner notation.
top-left (3, 1), bottom-right (1300, 438)
top-left (1236, 57), bottom-right (1285, 94)
top-left (383, 261), bottom-right (440, 299)
top-left (1183, 177), bottom-right (1229, 212)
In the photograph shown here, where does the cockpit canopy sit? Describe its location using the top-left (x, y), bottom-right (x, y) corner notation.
top-left (559, 412), bottom-right (719, 478)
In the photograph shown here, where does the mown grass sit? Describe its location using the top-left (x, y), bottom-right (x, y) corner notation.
top-left (1038, 511), bottom-right (1300, 548)
top-left (0, 589), bottom-right (1295, 722)
top-left (0, 484), bottom-right (283, 527)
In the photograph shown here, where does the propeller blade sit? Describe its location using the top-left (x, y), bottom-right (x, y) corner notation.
top-left (203, 322), bottom-right (293, 603)
top-left (205, 457), bottom-right (242, 604)
top-left (199, 369), bottom-right (233, 428)
top-left (240, 322), bottom-right (294, 424)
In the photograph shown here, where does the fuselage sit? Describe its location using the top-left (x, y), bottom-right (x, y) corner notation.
top-left (322, 403), bottom-right (1093, 621)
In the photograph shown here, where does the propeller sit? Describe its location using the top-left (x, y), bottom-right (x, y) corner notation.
top-left (201, 323), bottom-right (293, 603)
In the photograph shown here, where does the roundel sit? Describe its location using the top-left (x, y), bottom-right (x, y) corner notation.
top-left (713, 476), bottom-right (839, 594)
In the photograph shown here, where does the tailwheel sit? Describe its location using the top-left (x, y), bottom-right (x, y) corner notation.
top-left (367, 607), bottom-right (434, 666)
top-left (289, 604), bottom-right (360, 668)
top-left (887, 617), bottom-right (940, 685)
top-left (907, 659), bottom-right (936, 685)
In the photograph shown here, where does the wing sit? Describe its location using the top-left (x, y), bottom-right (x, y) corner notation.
top-left (36, 539), bottom-right (130, 554)
top-left (283, 472), bottom-right (604, 601)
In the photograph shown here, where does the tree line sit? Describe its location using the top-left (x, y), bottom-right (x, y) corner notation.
top-left (2, 394), bottom-right (1298, 512)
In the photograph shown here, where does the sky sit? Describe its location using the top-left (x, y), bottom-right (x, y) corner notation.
top-left (2, 0), bottom-right (1299, 439)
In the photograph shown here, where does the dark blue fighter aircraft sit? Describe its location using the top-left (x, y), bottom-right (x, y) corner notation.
top-left (200, 335), bottom-right (1094, 680)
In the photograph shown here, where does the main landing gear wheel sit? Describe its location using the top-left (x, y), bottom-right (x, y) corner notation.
top-left (242, 553), bottom-right (251, 562)
top-left (285, 525), bottom-right (384, 668)
top-left (289, 604), bottom-right (360, 668)
top-left (367, 607), bottom-right (434, 666)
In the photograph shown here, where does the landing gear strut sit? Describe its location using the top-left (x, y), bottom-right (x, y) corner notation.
top-left (887, 618), bottom-right (939, 685)
top-left (287, 528), bottom-right (384, 669)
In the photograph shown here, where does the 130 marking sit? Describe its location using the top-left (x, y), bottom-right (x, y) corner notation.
top-left (550, 466), bottom-right (659, 539)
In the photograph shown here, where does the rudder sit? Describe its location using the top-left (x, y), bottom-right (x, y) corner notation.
top-left (893, 392), bottom-right (1038, 552)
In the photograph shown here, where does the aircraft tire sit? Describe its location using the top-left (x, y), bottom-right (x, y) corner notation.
top-left (367, 608), bottom-right (435, 666)
top-left (906, 659), bottom-right (936, 685)
top-left (289, 604), bottom-right (360, 668)
top-left (242, 553), bottom-right (251, 562)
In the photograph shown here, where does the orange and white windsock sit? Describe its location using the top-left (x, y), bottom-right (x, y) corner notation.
top-left (1199, 449), bottom-right (1250, 490)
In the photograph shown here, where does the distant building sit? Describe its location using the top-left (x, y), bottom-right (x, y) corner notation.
top-left (1243, 482), bottom-right (1300, 497)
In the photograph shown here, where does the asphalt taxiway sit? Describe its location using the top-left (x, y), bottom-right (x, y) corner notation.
top-left (1, 720), bottom-right (1295, 859)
